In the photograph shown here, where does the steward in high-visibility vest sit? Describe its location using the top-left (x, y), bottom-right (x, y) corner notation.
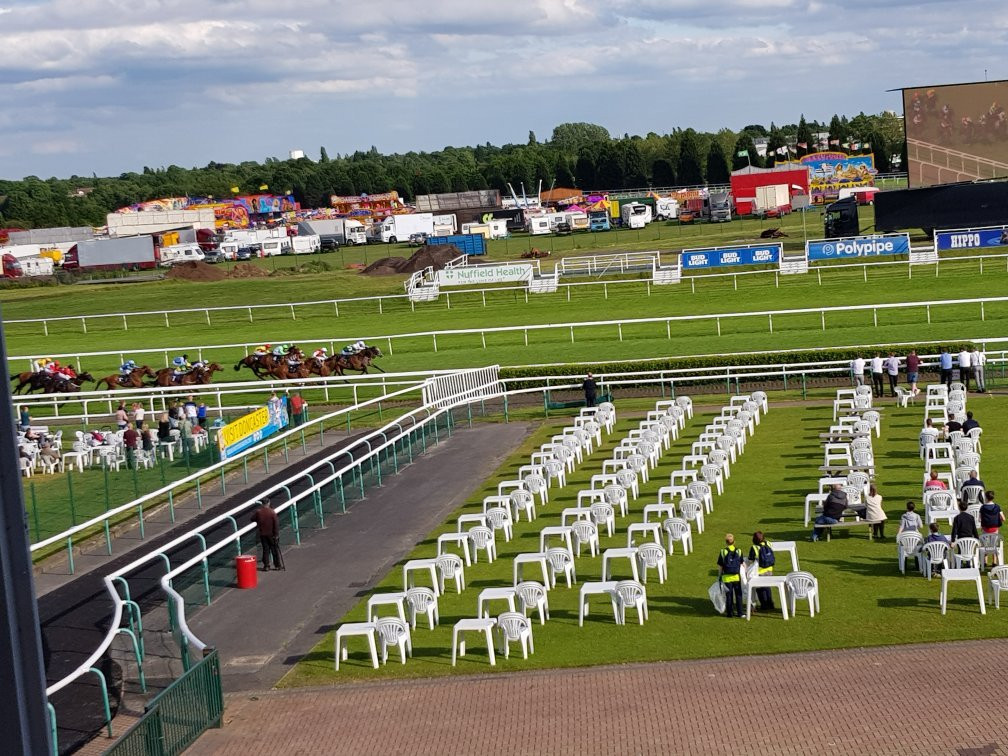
top-left (748, 530), bottom-right (776, 611)
top-left (717, 534), bottom-right (744, 618)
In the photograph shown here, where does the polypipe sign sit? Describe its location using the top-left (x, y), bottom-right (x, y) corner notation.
top-left (806, 234), bottom-right (910, 260)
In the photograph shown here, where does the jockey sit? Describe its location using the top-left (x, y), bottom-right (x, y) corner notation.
top-left (254, 344), bottom-right (271, 357)
top-left (57, 365), bottom-right (76, 382)
top-left (44, 360), bottom-right (60, 375)
top-left (311, 347), bottom-right (328, 364)
top-left (341, 340), bottom-right (366, 357)
top-left (34, 357), bottom-right (51, 373)
top-left (190, 357), bottom-right (206, 372)
top-left (272, 344), bottom-right (289, 357)
top-left (120, 359), bottom-right (137, 376)
top-left (172, 356), bottom-right (190, 377)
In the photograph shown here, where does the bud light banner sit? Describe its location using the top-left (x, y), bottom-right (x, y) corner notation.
top-left (806, 233), bottom-right (910, 260)
top-left (680, 243), bottom-right (782, 269)
top-left (934, 227), bottom-right (1008, 252)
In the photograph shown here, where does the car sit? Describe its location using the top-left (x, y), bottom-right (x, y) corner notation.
top-left (554, 221), bottom-right (572, 236)
top-left (202, 249), bottom-right (227, 264)
top-left (408, 232), bottom-right (429, 246)
top-left (236, 245), bottom-right (258, 260)
top-left (320, 237), bottom-right (340, 252)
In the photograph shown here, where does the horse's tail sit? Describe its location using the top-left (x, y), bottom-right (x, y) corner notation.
top-left (9, 373), bottom-right (19, 382)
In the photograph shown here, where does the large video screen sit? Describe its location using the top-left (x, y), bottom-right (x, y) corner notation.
top-left (903, 80), bottom-right (1008, 187)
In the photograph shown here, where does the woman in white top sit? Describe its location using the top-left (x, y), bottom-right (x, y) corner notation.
top-left (864, 485), bottom-right (887, 539)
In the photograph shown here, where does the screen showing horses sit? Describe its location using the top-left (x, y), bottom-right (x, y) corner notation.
top-left (902, 79), bottom-right (1008, 188)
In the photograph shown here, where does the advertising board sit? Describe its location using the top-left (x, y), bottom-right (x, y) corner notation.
top-left (680, 243), bottom-right (781, 269)
top-left (806, 233), bottom-right (910, 260)
top-left (934, 226), bottom-right (1008, 251)
top-left (217, 405), bottom-right (289, 460)
top-left (436, 263), bottom-right (533, 286)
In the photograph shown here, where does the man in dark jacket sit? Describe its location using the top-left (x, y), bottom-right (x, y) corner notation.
top-left (251, 499), bottom-right (283, 570)
top-left (951, 501), bottom-right (979, 542)
top-left (582, 373), bottom-right (598, 408)
top-left (812, 484), bottom-right (848, 541)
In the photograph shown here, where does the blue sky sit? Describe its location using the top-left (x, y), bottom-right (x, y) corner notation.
top-left (1, 0), bottom-right (1004, 179)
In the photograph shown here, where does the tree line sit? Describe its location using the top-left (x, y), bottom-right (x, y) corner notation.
top-left (0, 112), bottom-right (906, 230)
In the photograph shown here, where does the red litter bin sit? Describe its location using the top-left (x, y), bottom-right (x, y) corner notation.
top-left (235, 555), bottom-right (258, 589)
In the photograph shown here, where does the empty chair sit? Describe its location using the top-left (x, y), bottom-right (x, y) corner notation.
top-left (956, 452), bottom-right (981, 474)
top-left (676, 396), bottom-right (694, 419)
top-left (708, 449), bottom-right (731, 480)
top-left (590, 502), bottom-right (616, 538)
top-left (663, 517), bottom-right (693, 556)
top-left (515, 581), bottom-right (550, 625)
top-left (988, 565), bottom-right (1008, 609)
top-left (468, 526), bottom-right (497, 564)
top-left (543, 459), bottom-right (566, 489)
top-left (700, 464), bottom-right (724, 496)
top-left (524, 473), bottom-right (548, 506)
top-left (375, 617), bottom-right (412, 665)
top-left (678, 498), bottom-right (705, 535)
top-left (967, 426), bottom-right (983, 452)
top-left (436, 553), bottom-right (466, 594)
top-left (951, 537), bottom-right (981, 569)
top-left (495, 612), bottom-right (534, 659)
top-left (688, 481), bottom-right (713, 514)
top-left (404, 587), bottom-right (439, 630)
top-left (862, 410), bottom-right (881, 437)
top-left (925, 490), bottom-right (956, 524)
top-left (509, 489), bottom-right (537, 523)
top-left (485, 507), bottom-right (514, 542)
top-left (603, 484), bottom-right (628, 517)
top-left (615, 468), bottom-right (639, 500)
top-left (635, 542), bottom-right (668, 584)
top-left (920, 541), bottom-right (950, 580)
top-left (570, 520), bottom-right (600, 557)
top-left (610, 580), bottom-right (648, 625)
top-left (897, 531), bottom-right (923, 575)
top-left (545, 547), bottom-right (576, 588)
top-left (785, 572), bottom-right (820, 618)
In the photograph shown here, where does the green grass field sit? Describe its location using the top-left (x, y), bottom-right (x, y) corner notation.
top-left (280, 394), bottom-right (1008, 686)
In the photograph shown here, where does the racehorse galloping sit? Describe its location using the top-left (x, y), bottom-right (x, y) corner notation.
top-left (43, 371), bottom-right (95, 394)
top-left (10, 370), bottom-right (46, 394)
top-left (334, 346), bottom-right (384, 375)
top-left (11, 369), bottom-right (94, 394)
top-left (95, 365), bottom-right (155, 390)
top-left (193, 363), bottom-right (223, 384)
top-left (234, 353), bottom-right (276, 379)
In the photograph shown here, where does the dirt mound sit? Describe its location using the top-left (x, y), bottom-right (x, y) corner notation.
top-left (228, 263), bottom-right (271, 279)
top-left (360, 244), bottom-right (461, 276)
top-left (164, 261), bottom-right (228, 282)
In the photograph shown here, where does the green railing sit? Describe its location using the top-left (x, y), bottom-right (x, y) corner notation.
top-left (103, 650), bottom-right (223, 756)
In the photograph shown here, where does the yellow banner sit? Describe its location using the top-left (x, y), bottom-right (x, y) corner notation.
top-left (219, 407), bottom-right (270, 449)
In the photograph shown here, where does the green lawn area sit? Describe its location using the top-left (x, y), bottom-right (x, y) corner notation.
top-left (280, 393), bottom-right (1008, 686)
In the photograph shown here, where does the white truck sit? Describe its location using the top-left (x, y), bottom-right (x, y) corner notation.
top-left (755, 184), bottom-right (791, 214)
top-left (620, 202), bottom-right (652, 229)
top-left (655, 197), bottom-right (679, 220)
top-left (370, 213), bottom-right (434, 244)
top-left (433, 214), bottom-right (458, 236)
top-left (297, 219), bottom-right (366, 248)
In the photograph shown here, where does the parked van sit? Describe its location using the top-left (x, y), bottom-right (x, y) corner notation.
top-left (159, 243), bottom-right (205, 267)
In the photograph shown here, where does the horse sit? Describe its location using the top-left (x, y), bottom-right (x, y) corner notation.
top-left (235, 353), bottom-right (274, 379)
top-left (43, 371), bottom-right (95, 394)
top-left (307, 356), bottom-right (342, 378)
top-left (10, 370), bottom-right (47, 395)
top-left (334, 346), bottom-right (384, 375)
top-left (193, 363), bottom-right (223, 384)
top-left (266, 356), bottom-right (311, 381)
top-left (94, 365), bottom-right (155, 390)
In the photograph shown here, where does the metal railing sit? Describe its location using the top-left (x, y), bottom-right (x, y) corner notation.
top-left (43, 367), bottom-right (501, 752)
top-left (102, 650), bottom-right (223, 756)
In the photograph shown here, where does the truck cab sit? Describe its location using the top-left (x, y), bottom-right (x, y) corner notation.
top-left (824, 196), bottom-right (860, 238)
top-left (588, 210), bottom-right (611, 231)
top-left (707, 192), bottom-right (733, 223)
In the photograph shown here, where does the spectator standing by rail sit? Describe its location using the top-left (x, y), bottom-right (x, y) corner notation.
top-left (582, 373), bottom-right (598, 408)
top-left (870, 353), bottom-right (885, 398)
top-left (957, 346), bottom-right (972, 392)
top-left (905, 350), bottom-right (921, 397)
top-left (251, 499), bottom-right (283, 571)
top-left (939, 347), bottom-right (953, 388)
top-left (972, 347), bottom-right (986, 392)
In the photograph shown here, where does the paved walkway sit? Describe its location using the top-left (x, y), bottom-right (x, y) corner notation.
top-left (189, 639), bottom-right (1002, 755)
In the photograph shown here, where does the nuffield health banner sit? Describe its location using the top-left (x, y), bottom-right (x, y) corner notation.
top-left (934, 226), bottom-right (1008, 252)
top-left (806, 234), bottom-right (910, 260)
top-left (680, 243), bottom-right (782, 269)
top-left (437, 263), bottom-right (533, 286)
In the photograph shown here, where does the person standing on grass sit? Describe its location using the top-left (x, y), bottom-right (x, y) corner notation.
top-left (251, 499), bottom-right (283, 571)
top-left (115, 402), bottom-right (129, 430)
top-left (123, 422), bottom-right (140, 468)
top-left (870, 353), bottom-right (885, 398)
top-left (864, 485), bottom-right (887, 539)
top-left (972, 347), bottom-right (986, 393)
top-left (290, 392), bottom-right (306, 425)
top-left (957, 346), bottom-right (972, 392)
top-left (748, 532), bottom-right (775, 611)
top-left (905, 350), bottom-right (921, 397)
top-left (717, 534), bottom-right (744, 618)
top-left (197, 402), bottom-right (208, 429)
top-left (939, 347), bottom-right (953, 388)
top-left (885, 352), bottom-right (900, 397)
top-left (851, 355), bottom-right (866, 387)
top-left (18, 405), bottom-right (30, 431)
top-left (582, 373), bottom-right (598, 408)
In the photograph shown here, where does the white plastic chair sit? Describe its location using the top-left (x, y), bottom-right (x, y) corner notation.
top-left (615, 468), bottom-right (639, 500)
top-left (678, 498), bottom-right (705, 534)
top-left (920, 541), bottom-right (950, 580)
top-left (676, 395), bottom-right (694, 419)
top-left (978, 532), bottom-right (1003, 571)
top-left (967, 426), bottom-right (983, 452)
top-left (468, 526), bottom-right (497, 564)
top-left (436, 554), bottom-right (466, 594)
top-left (687, 481), bottom-right (713, 514)
top-left (988, 565), bottom-right (1008, 608)
top-left (524, 474), bottom-right (548, 507)
top-left (786, 572), bottom-right (820, 618)
top-left (603, 484), bottom-right (628, 517)
top-left (515, 581), bottom-right (550, 624)
top-left (495, 612), bottom-right (534, 659)
top-left (662, 517), bottom-right (693, 556)
top-left (609, 580), bottom-right (648, 625)
top-left (590, 502), bottom-right (616, 538)
top-left (570, 520), bottom-right (599, 557)
top-left (509, 489), bottom-right (537, 522)
top-left (375, 617), bottom-right (412, 665)
top-left (404, 587), bottom-right (439, 630)
top-left (635, 542), bottom-right (668, 584)
top-left (951, 537), bottom-right (981, 569)
top-left (545, 547), bottom-right (576, 589)
top-left (897, 531), bottom-right (923, 575)
top-left (962, 485), bottom-right (985, 507)
top-left (484, 507), bottom-right (514, 542)
top-left (708, 449), bottom-right (731, 480)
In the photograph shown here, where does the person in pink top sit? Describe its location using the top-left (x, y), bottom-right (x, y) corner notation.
top-left (925, 470), bottom-right (948, 491)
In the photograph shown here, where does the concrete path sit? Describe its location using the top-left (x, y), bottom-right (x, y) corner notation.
top-left (189, 639), bottom-right (1005, 755)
